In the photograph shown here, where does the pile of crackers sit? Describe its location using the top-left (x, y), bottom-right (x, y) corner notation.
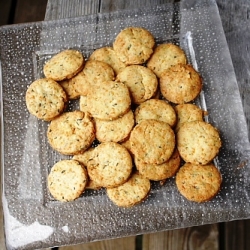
top-left (25, 27), bottom-right (222, 206)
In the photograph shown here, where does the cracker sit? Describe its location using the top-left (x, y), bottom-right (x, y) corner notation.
top-left (116, 65), bottom-right (158, 104)
top-left (160, 64), bottom-right (202, 104)
top-left (79, 95), bottom-right (88, 113)
top-left (43, 49), bottom-right (84, 81)
top-left (60, 75), bottom-right (81, 100)
top-left (135, 148), bottom-right (180, 181)
top-left (119, 135), bottom-right (133, 156)
top-left (113, 27), bottom-right (155, 65)
top-left (48, 159), bottom-right (88, 202)
top-left (89, 46), bottom-right (126, 75)
top-left (134, 99), bottom-right (176, 127)
top-left (72, 147), bottom-right (95, 166)
top-left (175, 162), bottom-right (222, 202)
top-left (74, 60), bottom-right (115, 96)
top-left (47, 111), bottom-right (95, 155)
top-left (73, 148), bottom-right (102, 190)
top-left (130, 119), bottom-right (175, 164)
top-left (87, 80), bottom-right (131, 120)
top-left (106, 171), bottom-right (151, 207)
top-left (25, 78), bottom-right (67, 121)
top-left (177, 120), bottom-right (222, 165)
top-left (85, 142), bottom-right (133, 188)
top-left (95, 109), bottom-right (135, 143)
top-left (147, 43), bottom-right (187, 78)
top-left (174, 103), bottom-right (205, 131)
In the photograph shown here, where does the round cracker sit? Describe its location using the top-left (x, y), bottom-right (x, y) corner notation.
top-left (113, 26), bottom-right (155, 65)
top-left (135, 148), bottom-right (180, 181)
top-left (79, 95), bottom-right (88, 113)
top-left (60, 75), bottom-right (81, 100)
top-left (116, 65), bottom-right (158, 104)
top-left (47, 111), bottom-right (95, 155)
top-left (147, 43), bottom-right (187, 78)
top-left (73, 147), bottom-right (95, 166)
top-left (160, 64), bottom-right (202, 104)
top-left (174, 103), bottom-right (205, 131)
top-left (106, 171), bottom-right (151, 207)
top-left (87, 80), bottom-right (131, 120)
top-left (74, 60), bottom-right (115, 96)
top-left (25, 78), bottom-right (67, 121)
top-left (43, 49), bottom-right (84, 81)
top-left (72, 148), bottom-right (101, 191)
top-left (95, 109), bottom-right (135, 143)
top-left (130, 119), bottom-right (175, 164)
top-left (134, 99), bottom-right (176, 127)
top-left (89, 46), bottom-right (126, 75)
top-left (48, 159), bottom-right (88, 202)
top-left (175, 162), bottom-right (222, 202)
top-left (85, 142), bottom-right (133, 188)
top-left (177, 120), bottom-right (222, 165)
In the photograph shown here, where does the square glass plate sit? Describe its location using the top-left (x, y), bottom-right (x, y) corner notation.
top-left (1, 0), bottom-right (250, 249)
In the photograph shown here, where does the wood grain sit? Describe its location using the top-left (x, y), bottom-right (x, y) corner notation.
top-left (100, 0), bottom-right (175, 13)
top-left (0, 0), bottom-right (12, 25)
top-left (56, 236), bottom-right (136, 250)
top-left (142, 225), bottom-right (219, 250)
top-left (221, 220), bottom-right (250, 250)
top-left (45, 0), bottom-right (100, 20)
top-left (13, 0), bottom-right (48, 23)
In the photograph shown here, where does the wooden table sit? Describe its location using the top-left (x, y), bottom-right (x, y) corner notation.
top-left (45, 1), bottom-right (250, 250)
top-left (1, 0), bottom-right (250, 250)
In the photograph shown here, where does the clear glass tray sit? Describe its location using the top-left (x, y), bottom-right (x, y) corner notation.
top-left (1, 0), bottom-right (250, 249)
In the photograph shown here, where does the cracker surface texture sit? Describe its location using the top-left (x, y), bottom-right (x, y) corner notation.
top-left (160, 64), bottom-right (202, 104)
top-left (74, 60), bottom-right (115, 96)
top-left (135, 148), bottom-right (180, 181)
top-left (175, 162), bottom-right (222, 202)
top-left (147, 43), bottom-right (187, 77)
top-left (130, 119), bottom-right (175, 164)
top-left (48, 159), bottom-right (88, 202)
top-left (177, 120), bottom-right (221, 165)
top-left (89, 46), bottom-right (126, 75)
top-left (95, 109), bottom-right (135, 143)
top-left (25, 78), bottom-right (67, 121)
top-left (107, 171), bottom-right (151, 207)
top-left (135, 99), bottom-right (176, 127)
top-left (44, 49), bottom-right (84, 81)
top-left (87, 80), bottom-right (131, 120)
top-left (113, 27), bottom-right (155, 65)
top-left (116, 65), bottom-right (158, 104)
top-left (47, 111), bottom-right (95, 155)
top-left (174, 103), bottom-right (205, 131)
top-left (84, 142), bottom-right (133, 188)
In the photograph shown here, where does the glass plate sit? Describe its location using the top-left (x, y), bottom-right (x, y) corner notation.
top-left (1, 0), bottom-right (250, 249)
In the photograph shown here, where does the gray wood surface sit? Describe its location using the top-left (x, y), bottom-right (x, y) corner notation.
top-left (44, 0), bottom-right (250, 249)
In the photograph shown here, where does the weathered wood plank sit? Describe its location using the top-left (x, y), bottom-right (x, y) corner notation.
top-left (44, 0), bottom-right (100, 21)
top-left (142, 225), bottom-right (219, 250)
top-left (44, 0), bottom-right (175, 20)
top-left (58, 236), bottom-right (136, 250)
top-left (0, 0), bottom-right (12, 25)
top-left (13, 0), bottom-right (47, 23)
top-left (99, 0), bottom-right (175, 13)
top-left (221, 220), bottom-right (250, 250)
